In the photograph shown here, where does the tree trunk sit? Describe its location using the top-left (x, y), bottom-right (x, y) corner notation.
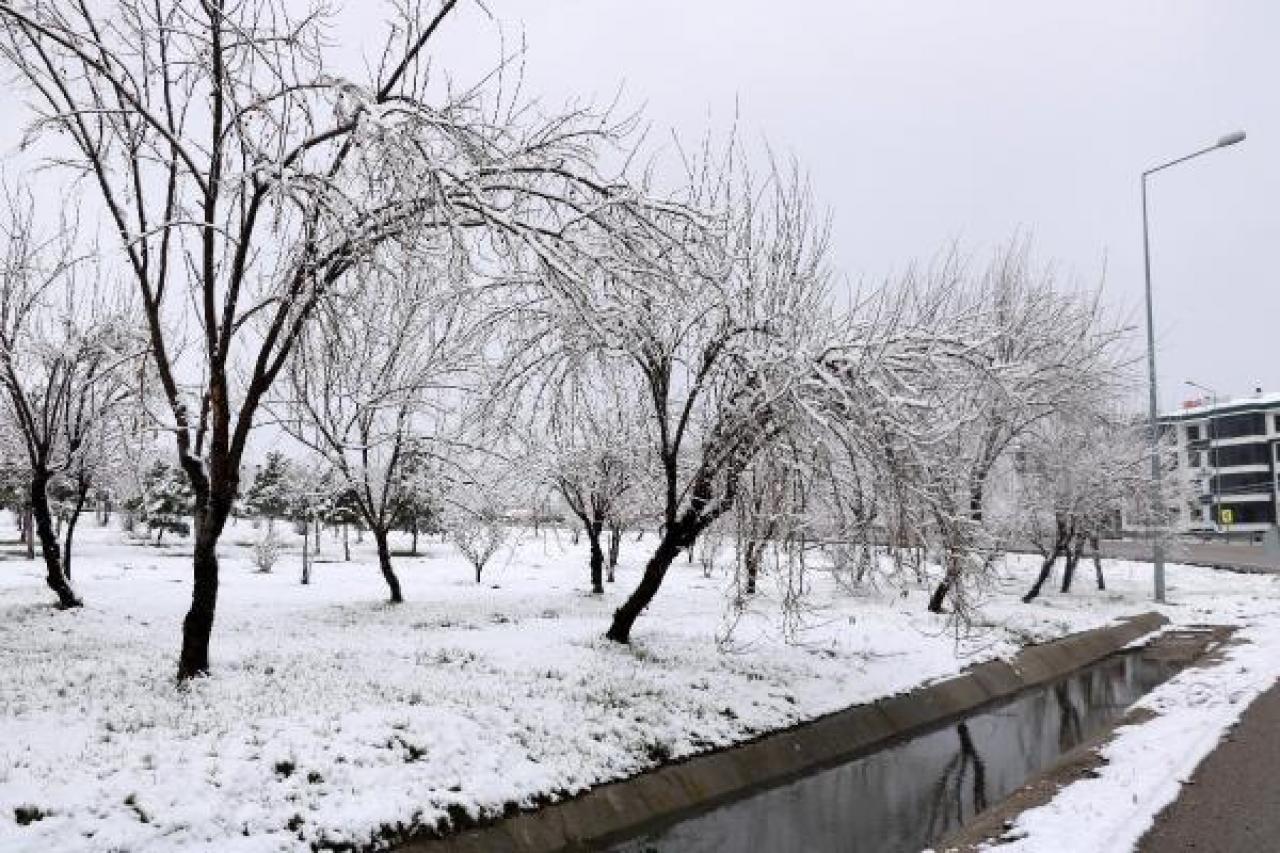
top-left (342, 522), bottom-right (350, 561)
top-left (606, 525), bottom-right (690, 643)
top-left (928, 476), bottom-right (988, 614)
top-left (411, 519), bottom-right (419, 556)
top-left (1060, 546), bottom-right (1080, 593)
top-left (372, 527), bottom-right (404, 603)
top-left (927, 571), bottom-right (955, 614)
top-left (178, 492), bottom-right (233, 680)
top-left (587, 520), bottom-right (605, 594)
top-left (62, 480), bottom-right (90, 579)
top-left (1023, 547), bottom-right (1062, 603)
top-left (313, 516), bottom-right (320, 555)
top-left (301, 524), bottom-right (311, 585)
top-left (607, 523), bottom-right (622, 582)
top-left (743, 540), bottom-right (762, 594)
top-left (30, 474), bottom-right (81, 608)
top-left (1091, 536), bottom-right (1106, 591)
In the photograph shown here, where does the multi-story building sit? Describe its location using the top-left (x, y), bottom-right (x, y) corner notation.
top-left (1161, 391), bottom-right (1280, 534)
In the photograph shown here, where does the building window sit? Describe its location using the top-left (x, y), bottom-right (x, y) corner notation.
top-left (1189, 450), bottom-right (1201, 467)
top-left (1211, 470), bottom-right (1275, 496)
top-left (1186, 424), bottom-right (1201, 443)
top-left (1217, 502), bottom-right (1277, 525)
top-left (1212, 412), bottom-right (1267, 439)
top-left (1191, 507), bottom-right (1204, 521)
top-left (1211, 443), bottom-right (1271, 468)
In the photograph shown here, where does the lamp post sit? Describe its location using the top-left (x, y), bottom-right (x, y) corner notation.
top-left (1142, 131), bottom-right (1245, 603)
top-left (1185, 380), bottom-right (1219, 532)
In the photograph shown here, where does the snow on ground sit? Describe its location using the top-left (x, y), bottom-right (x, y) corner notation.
top-left (985, 583), bottom-right (1280, 853)
top-left (2, 520), bottom-right (1278, 853)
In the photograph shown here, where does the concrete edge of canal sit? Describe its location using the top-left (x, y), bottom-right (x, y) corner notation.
top-left (393, 612), bottom-right (1171, 853)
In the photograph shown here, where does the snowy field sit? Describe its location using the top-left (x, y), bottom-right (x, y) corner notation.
top-left (3, 521), bottom-right (1280, 853)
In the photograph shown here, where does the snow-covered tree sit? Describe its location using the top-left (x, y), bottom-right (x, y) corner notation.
top-left (0, 0), bottom-right (659, 677)
top-left (140, 461), bottom-right (194, 543)
top-left (242, 452), bottom-right (295, 531)
top-left (0, 190), bottom-right (140, 606)
top-left (279, 247), bottom-right (482, 603)
top-left (521, 356), bottom-right (649, 594)
top-left (389, 447), bottom-right (441, 557)
top-left (1018, 410), bottom-right (1160, 602)
top-left (522, 153), bottom-right (838, 642)
top-left (445, 480), bottom-right (510, 584)
top-left (917, 242), bottom-right (1131, 614)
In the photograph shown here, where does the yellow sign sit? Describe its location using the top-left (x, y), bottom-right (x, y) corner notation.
top-left (1219, 507), bottom-right (1235, 525)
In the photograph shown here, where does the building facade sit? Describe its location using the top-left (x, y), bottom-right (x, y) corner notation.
top-left (1161, 393), bottom-right (1280, 534)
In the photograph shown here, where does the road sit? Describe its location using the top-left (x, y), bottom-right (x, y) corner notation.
top-left (1098, 538), bottom-right (1280, 574)
top-left (1136, 678), bottom-right (1280, 852)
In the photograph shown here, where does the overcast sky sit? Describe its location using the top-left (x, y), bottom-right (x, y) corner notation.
top-left (4, 1), bottom-right (1276, 411)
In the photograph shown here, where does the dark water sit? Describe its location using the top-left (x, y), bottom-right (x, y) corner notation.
top-left (611, 650), bottom-right (1177, 853)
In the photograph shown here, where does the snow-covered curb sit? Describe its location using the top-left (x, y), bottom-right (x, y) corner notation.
top-left (990, 619), bottom-right (1280, 852)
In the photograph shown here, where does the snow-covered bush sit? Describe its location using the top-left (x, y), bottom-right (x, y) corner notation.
top-left (251, 530), bottom-right (283, 574)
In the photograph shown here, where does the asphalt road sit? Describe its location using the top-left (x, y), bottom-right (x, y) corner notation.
top-left (1099, 539), bottom-right (1280, 573)
top-left (1136, 678), bottom-right (1280, 852)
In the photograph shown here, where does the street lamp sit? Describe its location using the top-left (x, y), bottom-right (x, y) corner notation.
top-left (1142, 131), bottom-right (1245, 603)
top-left (1185, 379), bottom-right (1219, 532)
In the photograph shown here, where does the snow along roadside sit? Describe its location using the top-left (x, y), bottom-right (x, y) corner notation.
top-left (988, 617), bottom-right (1280, 852)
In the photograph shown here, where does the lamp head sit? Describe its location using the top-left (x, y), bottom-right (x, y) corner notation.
top-left (1217, 130), bottom-right (1246, 147)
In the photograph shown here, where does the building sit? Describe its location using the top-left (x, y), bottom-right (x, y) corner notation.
top-left (1161, 391), bottom-right (1280, 534)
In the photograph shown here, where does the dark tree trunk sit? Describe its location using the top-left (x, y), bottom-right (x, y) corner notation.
top-left (61, 479), bottom-right (90, 579)
top-left (372, 527), bottom-right (404, 603)
top-left (300, 524), bottom-right (311, 585)
top-left (587, 520), bottom-right (605, 594)
top-left (30, 475), bottom-right (81, 608)
top-left (1023, 547), bottom-right (1063, 603)
top-left (607, 522), bottom-right (622, 583)
top-left (927, 573), bottom-right (954, 614)
top-left (313, 516), bottom-right (320, 555)
top-left (342, 522), bottom-right (350, 561)
top-left (606, 525), bottom-right (690, 643)
top-left (178, 492), bottom-right (233, 680)
top-left (411, 519), bottom-right (419, 555)
top-left (743, 540), bottom-right (762, 594)
top-left (1091, 536), bottom-right (1106, 591)
top-left (1060, 541), bottom-right (1082, 593)
top-left (24, 505), bottom-right (35, 559)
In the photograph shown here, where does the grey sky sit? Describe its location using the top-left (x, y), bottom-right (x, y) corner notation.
top-left (4, 1), bottom-right (1276, 410)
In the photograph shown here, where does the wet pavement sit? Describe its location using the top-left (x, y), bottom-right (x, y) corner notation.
top-left (1099, 539), bottom-right (1280, 573)
top-left (1137, 677), bottom-right (1280, 852)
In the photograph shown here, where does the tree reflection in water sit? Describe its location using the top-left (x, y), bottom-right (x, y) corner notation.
top-left (612, 651), bottom-right (1177, 853)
